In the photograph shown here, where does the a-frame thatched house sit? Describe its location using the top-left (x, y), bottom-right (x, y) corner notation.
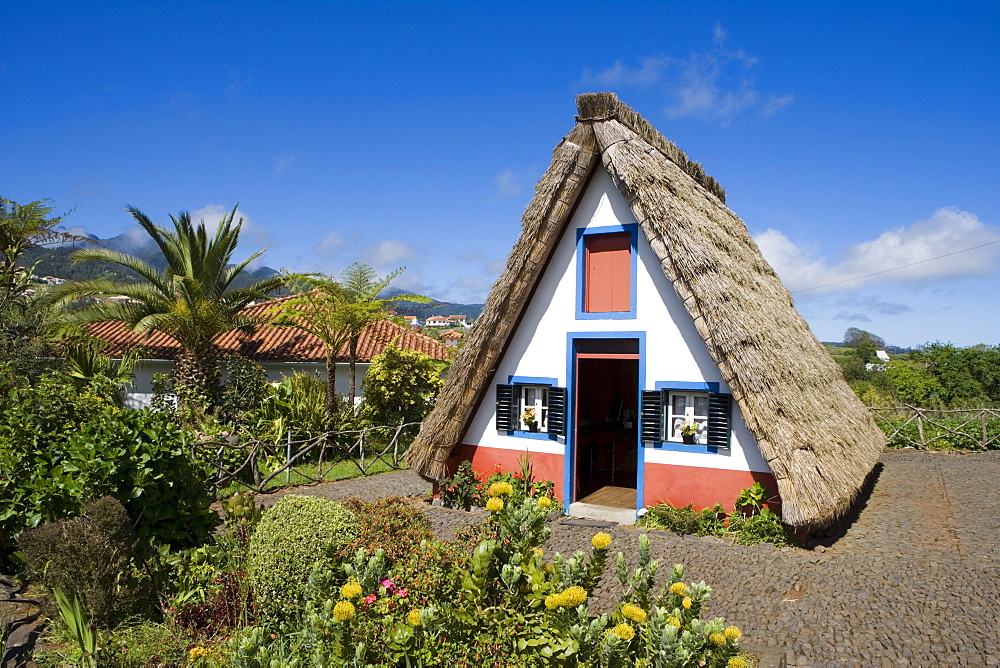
top-left (408, 93), bottom-right (884, 530)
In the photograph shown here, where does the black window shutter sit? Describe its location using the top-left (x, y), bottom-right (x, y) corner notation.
top-left (495, 384), bottom-right (516, 432)
top-left (547, 387), bottom-right (567, 436)
top-left (640, 390), bottom-right (664, 443)
top-left (707, 393), bottom-right (732, 449)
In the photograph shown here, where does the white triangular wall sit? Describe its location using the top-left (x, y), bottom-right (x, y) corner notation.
top-left (458, 165), bottom-right (774, 510)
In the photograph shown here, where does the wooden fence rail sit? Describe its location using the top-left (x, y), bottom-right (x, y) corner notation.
top-left (868, 407), bottom-right (1000, 450)
top-left (192, 422), bottom-right (422, 496)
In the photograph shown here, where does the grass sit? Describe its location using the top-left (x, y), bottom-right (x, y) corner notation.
top-left (216, 456), bottom-right (401, 499)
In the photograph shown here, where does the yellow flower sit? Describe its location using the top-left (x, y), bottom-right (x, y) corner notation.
top-left (544, 594), bottom-right (562, 609)
top-left (488, 481), bottom-right (514, 497)
top-left (537, 496), bottom-right (552, 508)
top-left (560, 585), bottom-right (587, 607)
top-left (621, 603), bottom-right (647, 624)
top-left (682, 596), bottom-right (693, 609)
top-left (666, 616), bottom-right (681, 628)
top-left (669, 582), bottom-right (687, 596)
top-left (710, 632), bottom-right (727, 646)
top-left (532, 547), bottom-right (544, 559)
top-left (341, 579), bottom-right (362, 599)
top-left (728, 658), bottom-right (747, 668)
top-left (591, 532), bottom-right (612, 550)
top-left (486, 497), bottom-right (504, 512)
top-left (612, 623), bottom-right (635, 641)
top-left (725, 625), bottom-right (742, 641)
top-left (333, 600), bottom-right (355, 621)
top-left (408, 609), bottom-right (422, 626)
top-left (189, 647), bottom-right (209, 660)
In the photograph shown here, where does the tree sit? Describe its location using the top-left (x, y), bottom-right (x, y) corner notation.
top-left (47, 205), bottom-right (283, 408)
top-left (268, 275), bottom-right (352, 424)
top-left (0, 198), bottom-right (91, 310)
top-left (272, 264), bottom-right (431, 421)
top-left (843, 327), bottom-right (886, 350)
top-left (360, 344), bottom-right (444, 426)
top-left (337, 263), bottom-right (431, 403)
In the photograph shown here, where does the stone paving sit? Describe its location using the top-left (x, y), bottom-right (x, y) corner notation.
top-left (287, 450), bottom-right (1000, 666)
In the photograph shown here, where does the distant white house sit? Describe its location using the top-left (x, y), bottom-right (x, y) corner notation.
top-left (866, 350), bottom-right (891, 372)
top-left (424, 315), bottom-right (453, 328)
top-left (89, 297), bottom-right (451, 408)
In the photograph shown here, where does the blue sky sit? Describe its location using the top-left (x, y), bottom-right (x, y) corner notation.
top-left (3, 1), bottom-right (998, 348)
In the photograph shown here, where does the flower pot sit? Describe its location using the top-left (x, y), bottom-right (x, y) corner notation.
top-left (527, 421), bottom-right (539, 433)
top-left (682, 433), bottom-right (696, 445)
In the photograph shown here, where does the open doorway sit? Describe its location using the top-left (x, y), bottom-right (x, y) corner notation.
top-left (574, 340), bottom-right (639, 506)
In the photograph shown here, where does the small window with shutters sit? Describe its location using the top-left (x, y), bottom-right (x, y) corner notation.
top-left (640, 386), bottom-right (732, 451)
top-left (496, 380), bottom-right (567, 440)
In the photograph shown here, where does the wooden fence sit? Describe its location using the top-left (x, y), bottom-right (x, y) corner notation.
top-left (869, 407), bottom-right (1000, 450)
top-left (192, 422), bottom-right (422, 496)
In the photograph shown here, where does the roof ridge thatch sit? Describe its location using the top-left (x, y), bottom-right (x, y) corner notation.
top-left (407, 93), bottom-right (884, 530)
top-left (576, 92), bottom-right (726, 202)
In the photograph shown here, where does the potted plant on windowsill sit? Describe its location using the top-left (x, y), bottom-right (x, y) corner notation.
top-left (679, 420), bottom-right (699, 444)
top-left (521, 407), bottom-right (539, 432)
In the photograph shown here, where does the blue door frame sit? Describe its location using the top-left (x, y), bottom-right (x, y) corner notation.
top-left (563, 331), bottom-right (646, 514)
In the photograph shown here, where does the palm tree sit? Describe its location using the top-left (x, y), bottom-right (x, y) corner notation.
top-left (48, 205), bottom-right (283, 407)
top-left (337, 262), bottom-right (431, 402)
top-left (270, 263), bottom-right (430, 420)
top-left (0, 197), bottom-right (90, 311)
top-left (268, 275), bottom-right (351, 424)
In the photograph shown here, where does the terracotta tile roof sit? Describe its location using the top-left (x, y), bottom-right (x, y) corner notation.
top-left (88, 299), bottom-right (451, 363)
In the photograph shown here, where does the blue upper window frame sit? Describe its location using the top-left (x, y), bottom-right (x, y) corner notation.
top-left (575, 223), bottom-right (638, 320)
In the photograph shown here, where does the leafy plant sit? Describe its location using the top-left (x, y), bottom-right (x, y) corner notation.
top-left (246, 494), bottom-right (358, 622)
top-left (339, 496), bottom-right (433, 566)
top-left (437, 460), bottom-right (483, 509)
top-left (359, 344), bottom-right (444, 428)
top-left (18, 497), bottom-right (144, 628)
top-left (728, 508), bottom-right (799, 547)
top-left (735, 481), bottom-right (768, 514)
top-left (52, 587), bottom-right (99, 668)
top-left (0, 379), bottom-right (217, 568)
top-left (637, 503), bottom-right (728, 537)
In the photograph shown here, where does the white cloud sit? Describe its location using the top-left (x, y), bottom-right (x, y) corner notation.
top-left (315, 231), bottom-right (346, 258)
top-left (189, 204), bottom-right (273, 267)
top-left (755, 207), bottom-right (1000, 293)
top-left (578, 25), bottom-right (794, 125)
top-left (580, 56), bottom-right (672, 88)
top-left (835, 294), bottom-right (912, 316)
top-left (363, 239), bottom-right (416, 267)
top-left (492, 166), bottom-right (537, 201)
top-left (274, 151), bottom-right (301, 175)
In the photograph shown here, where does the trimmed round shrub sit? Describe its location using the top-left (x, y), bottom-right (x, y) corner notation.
top-left (247, 495), bottom-right (357, 622)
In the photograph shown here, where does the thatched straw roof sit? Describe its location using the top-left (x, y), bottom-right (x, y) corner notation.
top-left (407, 92), bottom-right (884, 530)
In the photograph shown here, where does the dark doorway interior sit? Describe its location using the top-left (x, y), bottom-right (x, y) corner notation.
top-left (575, 354), bottom-right (639, 501)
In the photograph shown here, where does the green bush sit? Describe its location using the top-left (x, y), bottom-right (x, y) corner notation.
top-left (728, 508), bottom-right (799, 547)
top-left (0, 379), bottom-right (217, 568)
top-left (637, 503), bottom-right (727, 537)
top-left (246, 495), bottom-right (358, 623)
top-left (18, 497), bottom-right (141, 628)
top-left (339, 496), bottom-right (433, 566)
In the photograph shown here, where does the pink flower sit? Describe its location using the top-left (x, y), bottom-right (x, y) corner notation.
top-left (364, 593), bottom-right (377, 605)
top-left (395, 588), bottom-right (409, 598)
top-left (380, 577), bottom-right (395, 591)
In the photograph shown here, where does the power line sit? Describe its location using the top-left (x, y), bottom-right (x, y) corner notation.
top-left (792, 238), bottom-right (1000, 294)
